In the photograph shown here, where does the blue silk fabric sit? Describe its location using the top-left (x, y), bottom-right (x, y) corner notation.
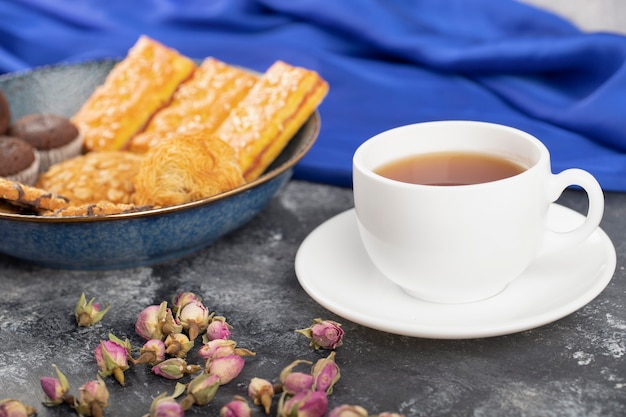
top-left (2, 0), bottom-right (625, 190)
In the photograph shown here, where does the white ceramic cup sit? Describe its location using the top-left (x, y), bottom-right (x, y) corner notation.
top-left (352, 120), bottom-right (604, 304)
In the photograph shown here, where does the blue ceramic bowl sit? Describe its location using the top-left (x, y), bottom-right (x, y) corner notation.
top-left (0, 61), bottom-right (320, 269)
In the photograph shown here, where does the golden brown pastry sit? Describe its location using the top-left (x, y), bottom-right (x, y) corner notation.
top-left (133, 133), bottom-right (245, 207)
top-left (0, 177), bottom-right (70, 212)
top-left (129, 57), bottom-right (258, 153)
top-left (36, 151), bottom-right (144, 205)
top-left (72, 35), bottom-right (196, 151)
top-left (214, 60), bottom-right (329, 181)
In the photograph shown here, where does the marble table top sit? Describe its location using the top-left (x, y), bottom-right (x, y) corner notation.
top-left (1, 180), bottom-right (624, 416)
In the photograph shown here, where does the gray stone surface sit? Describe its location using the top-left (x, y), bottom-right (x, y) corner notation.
top-left (0, 180), bottom-right (625, 416)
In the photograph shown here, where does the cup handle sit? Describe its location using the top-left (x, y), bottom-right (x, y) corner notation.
top-left (542, 168), bottom-right (604, 253)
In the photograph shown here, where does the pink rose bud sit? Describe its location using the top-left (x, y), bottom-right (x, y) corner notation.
top-left (198, 339), bottom-right (255, 361)
top-left (152, 358), bottom-right (202, 380)
top-left (135, 301), bottom-right (182, 341)
top-left (132, 339), bottom-right (166, 366)
top-left (40, 377), bottom-right (66, 406)
top-left (164, 333), bottom-right (195, 359)
top-left (148, 393), bottom-right (185, 417)
top-left (283, 372), bottom-right (315, 395)
top-left (178, 300), bottom-right (210, 341)
top-left (377, 413), bottom-right (406, 417)
top-left (179, 372), bottom-right (221, 409)
top-left (94, 339), bottom-right (129, 385)
top-left (205, 316), bottom-right (232, 341)
top-left (135, 304), bottom-right (164, 341)
top-left (199, 339), bottom-right (237, 360)
top-left (74, 376), bottom-right (109, 417)
top-left (161, 305), bottom-right (184, 337)
top-left (40, 364), bottom-right (71, 406)
top-left (328, 404), bottom-right (369, 417)
top-left (311, 352), bottom-right (341, 394)
top-left (279, 390), bottom-right (328, 417)
top-left (247, 377), bottom-right (275, 414)
top-left (206, 354), bottom-right (245, 385)
top-left (75, 292), bottom-right (111, 327)
top-left (296, 319), bottom-right (344, 350)
top-left (172, 291), bottom-right (202, 316)
top-left (279, 359), bottom-right (314, 395)
top-left (220, 396), bottom-right (252, 417)
top-left (0, 399), bottom-right (37, 417)
top-left (109, 333), bottom-right (133, 359)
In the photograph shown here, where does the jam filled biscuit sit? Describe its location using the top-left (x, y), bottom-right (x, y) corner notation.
top-left (129, 57), bottom-right (258, 153)
top-left (36, 151), bottom-right (144, 205)
top-left (214, 60), bottom-right (329, 181)
top-left (73, 36), bottom-right (196, 151)
top-left (133, 133), bottom-right (245, 207)
top-left (0, 177), bottom-right (70, 211)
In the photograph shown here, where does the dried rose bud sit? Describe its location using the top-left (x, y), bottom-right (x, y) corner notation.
top-left (147, 392), bottom-right (185, 417)
top-left (132, 339), bottom-right (166, 366)
top-left (161, 305), bottom-right (184, 337)
top-left (296, 318), bottom-right (344, 350)
top-left (75, 292), bottom-right (111, 327)
top-left (279, 359), bottom-right (314, 395)
top-left (172, 291), bottom-right (202, 316)
top-left (278, 390), bottom-right (328, 417)
top-left (199, 339), bottom-right (237, 360)
top-left (328, 404), bottom-right (369, 417)
top-left (221, 396), bottom-right (252, 417)
top-left (109, 333), bottom-right (133, 360)
top-left (283, 372), bottom-right (315, 395)
top-left (135, 301), bottom-right (182, 341)
top-left (179, 372), bottom-right (221, 409)
top-left (311, 351), bottom-right (341, 394)
top-left (178, 300), bottom-right (210, 341)
top-left (94, 339), bottom-right (130, 385)
top-left (198, 339), bottom-right (255, 361)
top-left (206, 354), bottom-right (245, 385)
top-left (40, 364), bottom-right (71, 406)
top-left (135, 304), bottom-right (164, 341)
top-left (205, 316), bottom-right (232, 340)
top-left (40, 377), bottom-right (66, 406)
top-left (247, 377), bottom-right (274, 414)
top-left (152, 358), bottom-right (202, 380)
top-left (74, 376), bottom-right (109, 417)
top-left (164, 333), bottom-right (195, 359)
top-left (376, 413), bottom-right (405, 417)
top-left (0, 399), bottom-right (37, 417)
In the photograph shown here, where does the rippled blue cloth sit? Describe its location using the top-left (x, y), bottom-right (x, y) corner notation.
top-left (2, 0), bottom-right (626, 190)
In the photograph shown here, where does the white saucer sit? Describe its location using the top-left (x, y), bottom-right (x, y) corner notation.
top-left (295, 204), bottom-right (616, 339)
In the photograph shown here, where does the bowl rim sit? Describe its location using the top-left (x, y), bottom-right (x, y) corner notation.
top-left (0, 60), bottom-right (321, 224)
